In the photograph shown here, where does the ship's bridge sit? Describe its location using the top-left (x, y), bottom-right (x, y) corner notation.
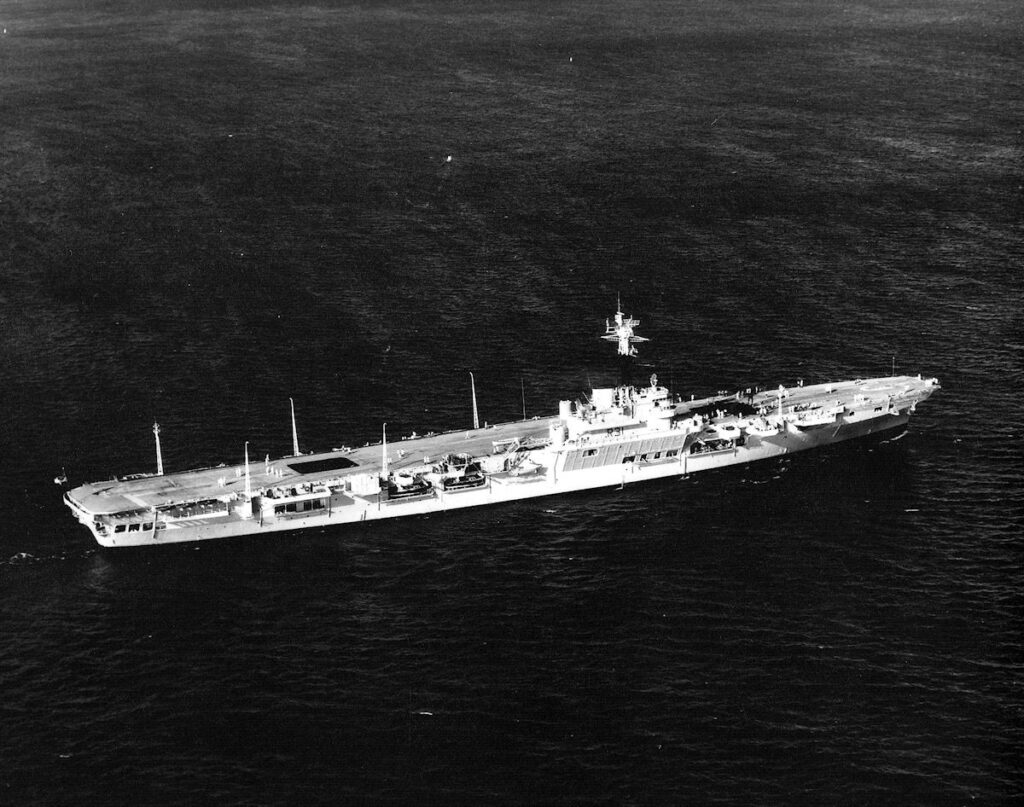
top-left (563, 379), bottom-right (676, 442)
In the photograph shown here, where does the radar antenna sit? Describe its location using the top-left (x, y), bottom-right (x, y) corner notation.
top-left (601, 296), bottom-right (649, 357)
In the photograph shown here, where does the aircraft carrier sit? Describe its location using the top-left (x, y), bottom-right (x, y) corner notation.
top-left (64, 307), bottom-right (939, 547)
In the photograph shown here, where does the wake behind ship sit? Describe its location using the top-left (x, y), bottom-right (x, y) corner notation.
top-left (64, 307), bottom-right (939, 547)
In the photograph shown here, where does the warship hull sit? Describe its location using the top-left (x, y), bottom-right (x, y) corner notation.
top-left (64, 374), bottom-right (936, 548)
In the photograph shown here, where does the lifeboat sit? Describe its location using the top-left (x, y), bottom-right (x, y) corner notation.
top-left (743, 418), bottom-right (779, 437)
top-left (438, 453), bottom-right (487, 492)
top-left (714, 423), bottom-right (742, 440)
top-left (384, 472), bottom-right (434, 502)
top-left (505, 456), bottom-right (545, 482)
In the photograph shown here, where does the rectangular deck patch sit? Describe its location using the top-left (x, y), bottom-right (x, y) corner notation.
top-left (286, 456), bottom-right (359, 475)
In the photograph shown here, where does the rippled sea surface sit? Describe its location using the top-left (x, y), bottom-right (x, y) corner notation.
top-left (2, 1), bottom-right (1022, 804)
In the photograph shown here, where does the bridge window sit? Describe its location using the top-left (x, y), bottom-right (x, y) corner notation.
top-left (666, 449), bottom-right (678, 457)
top-left (584, 449), bottom-right (598, 457)
top-left (623, 455), bottom-right (635, 463)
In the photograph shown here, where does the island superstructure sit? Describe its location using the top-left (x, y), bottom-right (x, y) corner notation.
top-left (64, 306), bottom-right (939, 547)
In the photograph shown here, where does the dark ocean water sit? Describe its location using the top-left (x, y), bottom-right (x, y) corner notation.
top-left (2, 1), bottom-right (1022, 804)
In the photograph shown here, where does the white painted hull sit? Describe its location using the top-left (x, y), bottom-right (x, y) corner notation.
top-left (82, 411), bottom-right (909, 548)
